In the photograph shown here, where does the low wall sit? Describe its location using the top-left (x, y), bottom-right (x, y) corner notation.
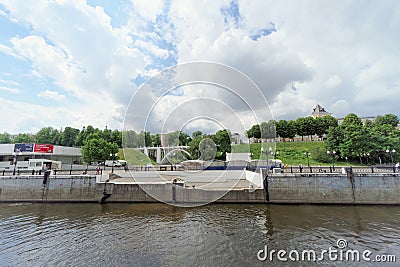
top-left (1, 173), bottom-right (400, 204)
top-left (0, 175), bottom-right (264, 204)
top-left (265, 172), bottom-right (400, 204)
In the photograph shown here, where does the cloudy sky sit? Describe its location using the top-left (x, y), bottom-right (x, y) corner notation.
top-left (0, 0), bottom-right (399, 135)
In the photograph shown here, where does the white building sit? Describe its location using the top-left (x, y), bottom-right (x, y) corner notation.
top-left (0, 143), bottom-right (82, 165)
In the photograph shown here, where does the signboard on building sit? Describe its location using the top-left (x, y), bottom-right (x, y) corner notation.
top-left (34, 144), bottom-right (54, 153)
top-left (14, 143), bottom-right (34, 152)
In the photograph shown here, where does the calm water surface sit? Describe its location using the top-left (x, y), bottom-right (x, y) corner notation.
top-left (1, 203), bottom-right (399, 266)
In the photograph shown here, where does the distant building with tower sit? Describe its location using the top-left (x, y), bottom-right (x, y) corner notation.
top-left (311, 104), bottom-right (331, 118)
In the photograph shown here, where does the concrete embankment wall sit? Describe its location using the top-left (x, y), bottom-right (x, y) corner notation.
top-left (265, 173), bottom-right (400, 204)
top-left (0, 175), bottom-right (264, 203)
top-left (0, 173), bottom-right (400, 204)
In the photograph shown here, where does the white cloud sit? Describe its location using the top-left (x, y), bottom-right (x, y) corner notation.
top-left (0, 43), bottom-right (22, 59)
top-left (0, 85), bottom-right (21, 94)
top-left (0, 78), bottom-right (19, 86)
top-left (325, 75), bottom-right (342, 89)
top-left (0, 0), bottom-right (399, 134)
top-left (37, 90), bottom-right (65, 101)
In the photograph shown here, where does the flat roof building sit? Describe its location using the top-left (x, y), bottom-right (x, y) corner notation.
top-left (0, 143), bottom-right (82, 164)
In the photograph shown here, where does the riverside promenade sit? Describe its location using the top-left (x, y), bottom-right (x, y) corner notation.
top-left (0, 166), bottom-right (400, 204)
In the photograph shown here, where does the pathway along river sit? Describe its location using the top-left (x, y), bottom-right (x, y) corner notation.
top-left (1, 203), bottom-right (399, 266)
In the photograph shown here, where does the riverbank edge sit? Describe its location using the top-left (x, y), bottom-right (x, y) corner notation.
top-left (1, 173), bottom-right (400, 204)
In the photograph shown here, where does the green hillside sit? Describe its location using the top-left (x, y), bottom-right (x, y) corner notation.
top-left (232, 142), bottom-right (354, 166)
top-left (119, 142), bottom-right (358, 166)
top-left (118, 148), bottom-right (156, 165)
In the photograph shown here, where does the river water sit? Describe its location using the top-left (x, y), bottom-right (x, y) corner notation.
top-left (0, 203), bottom-right (399, 266)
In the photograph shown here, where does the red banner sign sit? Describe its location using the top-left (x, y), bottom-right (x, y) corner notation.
top-left (34, 144), bottom-right (54, 153)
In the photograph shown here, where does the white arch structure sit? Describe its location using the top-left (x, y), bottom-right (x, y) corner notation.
top-left (136, 146), bottom-right (190, 164)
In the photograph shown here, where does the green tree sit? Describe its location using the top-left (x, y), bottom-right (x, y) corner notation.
top-left (286, 120), bottom-right (297, 140)
top-left (246, 124), bottom-right (261, 139)
top-left (375, 114), bottom-right (399, 128)
top-left (0, 132), bottom-right (11, 144)
top-left (303, 116), bottom-right (316, 140)
top-left (260, 120), bottom-right (276, 139)
top-left (276, 120), bottom-right (288, 141)
top-left (144, 132), bottom-right (152, 147)
top-left (295, 117), bottom-right (308, 141)
top-left (151, 133), bottom-right (161, 147)
top-left (314, 117), bottom-right (326, 139)
top-left (75, 125), bottom-right (98, 147)
top-left (198, 138), bottom-right (217, 160)
top-left (192, 131), bottom-right (203, 139)
top-left (314, 115), bottom-right (338, 139)
top-left (35, 127), bottom-right (61, 144)
top-left (166, 131), bottom-right (180, 146)
top-left (13, 133), bottom-right (35, 143)
top-left (111, 130), bottom-right (122, 147)
top-left (187, 136), bottom-right (202, 159)
top-left (212, 129), bottom-right (231, 160)
top-left (342, 113), bottom-right (362, 127)
top-left (122, 130), bottom-right (138, 148)
top-left (178, 131), bottom-right (191, 145)
top-left (60, 127), bottom-right (80, 147)
top-left (81, 133), bottom-right (119, 164)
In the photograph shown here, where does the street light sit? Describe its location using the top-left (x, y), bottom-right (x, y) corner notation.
top-left (327, 150), bottom-right (336, 171)
top-left (304, 152), bottom-right (310, 167)
top-left (261, 146), bottom-right (273, 166)
top-left (386, 149), bottom-right (396, 165)
top-left (12, 150), bottom-right (22, 175)
top-left (110, 153), bottom-right (118, 173)
top-left (363, 153), bottom-right (370, 165)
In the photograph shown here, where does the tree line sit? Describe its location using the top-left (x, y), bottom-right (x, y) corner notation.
top-left (246, 113), bottom-right (400, 165)
top-left (245, 115), bottom-right (338, 141)
top-left (0, 126), bottom-right (122, 147)
top-left (123, 129), bottom-right (231, 161)
top-left (325, 114), bottom-right (400, 165)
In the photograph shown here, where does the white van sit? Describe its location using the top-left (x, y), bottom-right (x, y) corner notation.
top-left (105, 160), bottom-right (121, 167)
top-left (28, 159), bottom-right (62, 171)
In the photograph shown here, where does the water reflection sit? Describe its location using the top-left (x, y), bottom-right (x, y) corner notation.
top-left (1, 203), bottom-right (399, 266)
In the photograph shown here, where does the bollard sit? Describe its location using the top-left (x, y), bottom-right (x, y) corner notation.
top-left (310, 166), bottom-right (313, 173)
top-left (2, 170), bottom-right (4, 176)
top-left (32, 169), bottom-right (34, 175)
top-left (43, 170), bottom-right (50, 185)
top-left (290, 166), bottom-right (293, 173)
top-left (330, 166), bottom-right (332, 173)
top-left (371, 166), bottom-right (374, 173)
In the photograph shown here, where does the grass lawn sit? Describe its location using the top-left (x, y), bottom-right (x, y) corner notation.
top-left (118, 148), bottom-right (156, 165)
top-left (232, 142), bottom-right (361, 166)
top-left (118, 142), bottom-right (363, 166)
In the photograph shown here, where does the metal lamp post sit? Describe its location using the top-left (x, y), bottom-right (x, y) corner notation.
top-left (304, 152), bottom-right (310, 167)
top-left (363, 153), bottom-right (370, 165)
top-left (269, 147), bottom-right (272, 164)
top-left (327, 150), bottom-right (336, 171)
top-left (262, 146), bottom-right (273, 170)
top-left (12, 150), bottom-right (22, 175)
top-left (386, 149), bottom-right (396, 165)
top-left (110, 153), bottom-right (118, 173)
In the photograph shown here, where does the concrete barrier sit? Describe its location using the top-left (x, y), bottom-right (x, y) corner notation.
top-left (1, 172), bottom-right (400, 204)
top-left (263, 170), bottom-right (400, 204)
